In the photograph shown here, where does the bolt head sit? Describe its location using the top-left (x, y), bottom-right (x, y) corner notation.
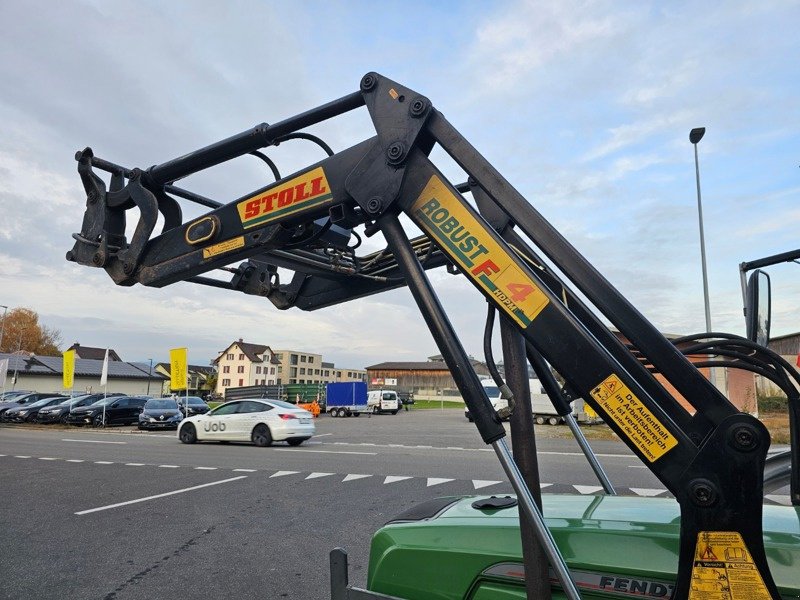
top-left (410, 96), bottom-right (429, 117)
top-left (386, 142), bottom-right (407, 166)
top-left (360, 73), bottom-right (378, 92)
top-left (366, 197), bottom-right (383, 215)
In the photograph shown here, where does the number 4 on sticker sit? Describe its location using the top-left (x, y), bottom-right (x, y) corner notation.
top-left (506, 282), bottom-right (536, 302)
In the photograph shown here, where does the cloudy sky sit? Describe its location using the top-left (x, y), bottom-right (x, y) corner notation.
top-left (1, 0), bottom-right (798, 370)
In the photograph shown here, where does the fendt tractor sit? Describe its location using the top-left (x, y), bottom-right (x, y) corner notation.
top-left (67, 73), bottom-right (798, 599)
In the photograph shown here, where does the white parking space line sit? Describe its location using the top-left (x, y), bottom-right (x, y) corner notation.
top-left (125, 463), bottom-right (146, 466)
top-left (38, 457), bottom-right (59, 461)
top-left (62, 439), bottom-right (126, 445)
top-left (306, 472), bottom-right (334, 480)
top-left (158, 464), bottom-right (180, 468)
top-left (472, 480), bottom-right (502, 490)
top-left (75, 476), bottom-right (248, 515)
top-left (314, 433), bottom-right (333, 437)
top-left (427, 477), bottom-right (454, 487)
top-left (233, 468), bottom-right (257, 473)
top-left (194, 466), bottom-right (217, 470)
top-left (14, 455), bottom-right (31, 459)
top-left (272, 449), bottom-right (377, 456)
top-left (94, 461), bottom-right (114, 465)
top-left (66, 459), bottom-right (84, 463)
top-left (342, 474), bottom-right (372, 482)
top-left (383, 475), bottom-right (412, 485)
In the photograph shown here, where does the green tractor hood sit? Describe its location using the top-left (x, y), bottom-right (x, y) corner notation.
top-left (364, 494), bottom-right (800, 600)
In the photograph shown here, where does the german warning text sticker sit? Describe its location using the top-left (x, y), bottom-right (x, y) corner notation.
top-left (203, 236), bottom-right (245, 259)
top-left (589, 374), bottom-right (677, 462)
top-left (688, 532), bottom-right (771, 599)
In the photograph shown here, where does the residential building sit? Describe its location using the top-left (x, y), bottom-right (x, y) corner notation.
top-left (366, 359), bottom-right (490, 399)
top-left (155, 363), bottom-right (215, 397)
top-left (66, 343), bottom-right (123, 362)
top-left (211, 340), bottom-right (366, 393)
top-left (213, 339), bottom-right (281, 397)
top-left (272, 349), bottom-right (324, 385)
top-left (321, 361), bottom-right (367, 383)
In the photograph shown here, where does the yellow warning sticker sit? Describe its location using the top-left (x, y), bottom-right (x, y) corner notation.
top-left (411, 175), bottom-right (549, 328)
top-left (688, 532), bottom-right (771, 599)
top-left (589, 374), bottom-right (677, 462)
top-left (202, 236), bottom-right (245, 259)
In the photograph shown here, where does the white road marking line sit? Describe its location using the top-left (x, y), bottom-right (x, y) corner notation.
top-left (272, 449), bottom-right (377, 455)
top-left (75, 476), bottom-right (248, 515)
top-left (630, 488), bottom-right (666, 497)
top-left (383, 475), bottom-right (412, 485)
top-left (765, 495), bottom-right (791, 505)
top-left (472, 480), bottom-right (502, 490)
top-left (38, 457), bottom-right (58, 461)
top-left (62, 439), bottom-right (126, 445)
top-left (13, 455), bottom-right (31, 459)
top-left (158, 464), bottom-right (179, 468)
top-left (342, 474), bottom-right (372, 482)
top-left (573, 485), bottom-right (604, 495)
top-left (269, 471), bottom-right (299, 478)
top-left (426, 477), bottom-right (454, 487)
top-left (194, 467), bottom-right (217, 470)
top-left (540, 483), bottom-right (553, 489)
top-left (627, 465), bottom-right (648, 469)
top-left (125, 463), bottom-right (146, 466)
top-left (0, 454), bottom-right (6, 457)
top-left (66, 459), bottom-right (84, 463)
top-left (94, 461), bottom-right (114, 465)
top-left (314, 433), bottom-right (333, 437)
top-left (306, 472), bottom-right (335, 480)
top-left (234, 469), bottom-right (257, 473)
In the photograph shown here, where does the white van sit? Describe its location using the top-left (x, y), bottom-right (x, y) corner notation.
top-left (465, 378), bottom-right (565, 423)
top-left (367, 390), bottom-right (400, 415)
top-left (464, 380), bottom-right (506, 421)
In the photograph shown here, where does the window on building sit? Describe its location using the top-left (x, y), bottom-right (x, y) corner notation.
top-left (299, 379), bottom-right (304, 384)
top-left (290, 378), bottom-right (296, 384)
top-left (256, 366), bottom-right (261, 374)
top-left (238, 378), bottom-right (244, 386)
top-left (308, 356), bottom-right (314, 363)
top-left (315, 369), bottom-right (320, 375)
top-left (277, 366), bottom-right (282, 374)
top-left (237, 366), bottom-right (245, 373)
top-left (290, 367), bottom-right (297, 377)
top-left (270, 367), bottom-right (275, 375)
top-left (223, 366), bottom-right (230, 373)
top-left (300, 368), bottom-right (305, 375)
top-left (238, 353), bottom-right (245, 360)
top-left (290, 354), bottom-right (298, 365)
top-left (324, 370), bottom-right (329, 377)
top-left (222, 378), bottom-right (230, 386)
top-left (226, 353), bottom-right (234, 360)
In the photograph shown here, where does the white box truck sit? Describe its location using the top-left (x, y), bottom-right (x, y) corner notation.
top-left (465, 378), bottom-right (598, 425)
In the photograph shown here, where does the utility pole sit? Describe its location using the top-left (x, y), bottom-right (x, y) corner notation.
top-left (0, 305), bottom-right (8, 353)
top-left (147, 358), bottom-right (153, 395)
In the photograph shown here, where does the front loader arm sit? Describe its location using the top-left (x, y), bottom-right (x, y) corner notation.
top-left (68, 72), bottom-right (788, 599)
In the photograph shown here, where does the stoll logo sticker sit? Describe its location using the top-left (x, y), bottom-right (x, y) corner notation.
top-left (237, 166), bottom-right (332, 229)
top-left (411, 175), bottom-right (549, 328)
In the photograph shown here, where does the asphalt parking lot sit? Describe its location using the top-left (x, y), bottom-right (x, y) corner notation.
top-left (0, 410), bottom-right (791, 599)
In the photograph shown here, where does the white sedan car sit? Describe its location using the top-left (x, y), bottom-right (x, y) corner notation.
top-left (177, 399), bottom-right (314, 447)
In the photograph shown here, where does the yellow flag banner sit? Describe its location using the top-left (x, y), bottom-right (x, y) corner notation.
top-left (63, 349), bottom-right (75, 390)
top-left (170, 347), bottom-right (188, 391)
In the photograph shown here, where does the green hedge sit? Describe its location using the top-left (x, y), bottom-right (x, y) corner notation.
top-left (758, 395), bottom-right (788, 413)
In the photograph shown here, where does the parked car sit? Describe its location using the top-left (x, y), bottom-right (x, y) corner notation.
top-left (177, 396), bottom-right (211, 416)
top-left (2, 395), bottom-right (68, 422)
top-left (0, 392), bottom-right (65, 418)
top-left (177, 399), bottom-right (314, 447)
top-left (36, 394), bottom-right (118, 424)
top-left (138, 398), bottom-right (183, 430)
top-left (0, 390), bottom-right (32, 402)
top-left (65, 395), bottom-right (150, 427)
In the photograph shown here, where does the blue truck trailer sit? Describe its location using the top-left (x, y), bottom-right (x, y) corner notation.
top-left (326, 382), bottom-right (368, 417)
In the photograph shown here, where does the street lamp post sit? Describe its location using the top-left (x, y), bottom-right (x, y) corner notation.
top-left (0, 305), bottom-right (8, 353)
top-left (690, 127), bottom-right (712, 334)
top-left (147, 358), bottom-right (153, 395)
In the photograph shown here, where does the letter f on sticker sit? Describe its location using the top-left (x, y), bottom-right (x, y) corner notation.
top-left (471, 260), bottom-right (500, 277)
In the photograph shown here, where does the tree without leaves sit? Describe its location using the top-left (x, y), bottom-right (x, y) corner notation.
top-left (0, 308), bottom-right (62, 356)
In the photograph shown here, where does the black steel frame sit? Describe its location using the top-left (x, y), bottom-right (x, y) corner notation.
top-left (67, 72), bottom-right (791, 599)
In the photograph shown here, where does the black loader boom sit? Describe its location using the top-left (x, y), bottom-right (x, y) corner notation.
top-left (67, 73), bottom-right (798, 599)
